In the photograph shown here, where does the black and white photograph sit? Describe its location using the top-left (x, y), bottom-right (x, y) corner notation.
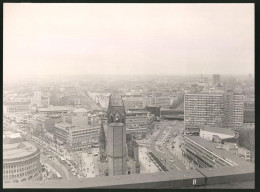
top-left (3, 3), bottom-right (255, 189)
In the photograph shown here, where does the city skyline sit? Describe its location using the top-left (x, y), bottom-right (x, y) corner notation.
top-left (3, 3), bottom-right (255, 189)
top-left (4, 3), bottom-right (254, 79)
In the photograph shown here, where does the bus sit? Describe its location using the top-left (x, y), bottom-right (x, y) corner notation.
top-left (60, 157), bottom-right (65, 164)
top-left (56, 172), bottom-right (62, 180)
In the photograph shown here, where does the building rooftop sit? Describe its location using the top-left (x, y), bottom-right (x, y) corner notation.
top-left (73, 108), bottom-right (88, 113)
top-left (3, 142), bottom-right (38, 160)
top-left (36, 115), bottom-right (51, 121)
top-left (126, 110), bottom-right (148, 114)
top-left (3, 169), bottom-right (204, 188)
top-left (3, 100), bottom-right (31, 105)
top-left (38, 106), bottom-right (70, 112)
top-left (55, 122), bottom-right (76, 129)
top-left (185, 136), bottom-right (254, 169)
top-left (3, 131), bottom-right (21, 139)
top-left (110, 94), bottom-right (124, 107)
top-left (200, 126), bottom-right (235, 137)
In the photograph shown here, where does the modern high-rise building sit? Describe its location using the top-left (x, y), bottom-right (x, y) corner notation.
top-left (184, 91), bottom-right (243, 132)
top-left (33, 90), bottom-right (42, 106)
top-left (213, 74), bottom-right (221, 85)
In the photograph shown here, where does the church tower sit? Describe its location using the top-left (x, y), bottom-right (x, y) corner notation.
top-left (99, 121), bottom-right (107, 161)
top-left (106, 94), bottom-right (127, 176)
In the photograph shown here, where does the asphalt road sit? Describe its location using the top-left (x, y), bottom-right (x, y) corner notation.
top-left (150, 121), bottom-right (186, 171)
top-left (27, 136), bottom-right (78, 180)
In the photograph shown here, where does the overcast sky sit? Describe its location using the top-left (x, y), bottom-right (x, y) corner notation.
top-left (4, 3), bottom-right (254, 79)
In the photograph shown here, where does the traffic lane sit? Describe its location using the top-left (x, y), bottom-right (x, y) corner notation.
top-left (153, 136), bottom-right (184, 169)
top-left (149, 121), bottom-right (184, 170)
top-left (163, 144), bottom-right (186, 170)
top-left (156, 144), bottom-right (182, 171)
top-left (155, 147), bottom-right (177, 171)
top-left (30, 139), bottom-right (76, 179)
top-left (151, 122), bottom-right (182, 153)
top-left (41, 153), bottom-right (68, 179)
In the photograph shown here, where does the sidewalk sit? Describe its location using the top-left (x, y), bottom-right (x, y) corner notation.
top-left (139, 147), bottom-right (160, 173)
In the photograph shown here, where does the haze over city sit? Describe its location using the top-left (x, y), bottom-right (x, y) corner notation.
top-left (4, 3), bottom-right (254, 80)
top-left (3, 3), bottom-right (254, 189)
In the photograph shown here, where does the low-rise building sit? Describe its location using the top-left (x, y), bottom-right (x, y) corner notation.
top-left (199, 126), bottom-right (236, 143)
top-left (3, 100), bottom-right (31, 114)
top-left (125, 110), bottom-right (155, 139)
top-left (238, 147), bottom-right (251, 161)
top-left (122, 93), bottom-right (144, 110)
top-left (36, 116), bottom-right (55, 133)
top-left (182, 136), bottom-right (253, 169)
top-left (54, 122), bottom-right (99, 150)
top-left (151, 96), bottom-right (171, 107)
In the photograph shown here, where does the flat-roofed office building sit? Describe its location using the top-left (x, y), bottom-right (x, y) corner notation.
top-left (184, 92), bottom-right (243, 132)
top-left (125, 110), bottom-right (155, 139)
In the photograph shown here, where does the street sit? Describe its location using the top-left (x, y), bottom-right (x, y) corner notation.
top-left (139, 120), bottom-right (187, 172)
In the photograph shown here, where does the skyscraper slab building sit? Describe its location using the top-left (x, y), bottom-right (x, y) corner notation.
top-left (213, 74), bottom-right (221, 85)
top-left (184, 91), bottom-right (243, 132)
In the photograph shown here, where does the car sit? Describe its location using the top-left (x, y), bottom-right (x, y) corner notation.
top-left (73, 172), bottom-right (77, 176)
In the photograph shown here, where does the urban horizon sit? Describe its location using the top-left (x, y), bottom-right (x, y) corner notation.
top-left (3, 3), bottom-right (254, 189)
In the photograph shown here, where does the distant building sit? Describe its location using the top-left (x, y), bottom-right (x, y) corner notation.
top-left (213, 74), bottom-right (221, 85)
top-left (160, 108), bottom-right (184, 120)
top-left (3, 141), bottom-right (41, 183)
top-left (122, 92), bottom-right (144, 110)
top-left (33, 90), bottom-right (42, 106)
top-left (36, 116), bottom-right (55, 133)
top-left (3, 131), bottom-right (23, 144)
top-left (37, 106), bottom-right (70, 115)
top-left (243, 98), bottom-right (255, 123)
top-left (146, 106), bottom-right (161, 117)
top-left (3, 100), bottom-right (31, 114)
top-left (63, 108), bottom-right (100, 127)
top-left (151, 96), bottom-right (171, 107)
top-left (41, 96), bottom-right (50, 108)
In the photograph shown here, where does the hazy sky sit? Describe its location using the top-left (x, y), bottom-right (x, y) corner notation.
top-left (4, 3), bottom-right (254, 78)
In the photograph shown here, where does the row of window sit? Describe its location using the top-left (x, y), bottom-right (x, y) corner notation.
top-left (4, 168), bottom-right (38, 178)
top-left (3, 157), bottom-right (39, 169)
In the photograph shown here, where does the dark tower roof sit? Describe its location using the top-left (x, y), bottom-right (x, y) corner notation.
top-left (99, 122), bottom-right (106, 144)
top-left (107, 93), bottom-right (126, 124)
